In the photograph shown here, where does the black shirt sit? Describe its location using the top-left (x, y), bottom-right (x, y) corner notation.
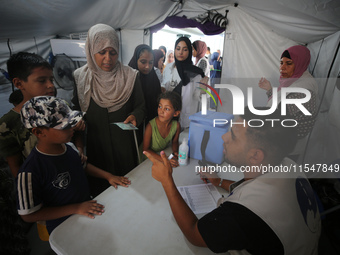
top-left (197, 201), bottom-right (284, 254)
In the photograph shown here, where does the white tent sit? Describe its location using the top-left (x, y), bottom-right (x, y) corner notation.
top-left (0, 0), bottom-right (339, 166)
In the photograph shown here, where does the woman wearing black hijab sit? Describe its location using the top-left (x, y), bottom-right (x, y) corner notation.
top-left (128, 44), bottom-right (162, 124)
top-left (172, 36), bottom-right (207, 128)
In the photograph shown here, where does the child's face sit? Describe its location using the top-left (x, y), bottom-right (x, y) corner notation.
top-left (15, 67), bottom-right (55, 99)
top-left (158, 99), bottom-right (178, 122)
top-left (137, 51), bottom-right (154, 75)
top-left (44, 127), bottom-right (75, 145)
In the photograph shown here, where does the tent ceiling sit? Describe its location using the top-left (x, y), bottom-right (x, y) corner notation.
top-left (161, 26), bottom-right (206, 36)
top-left (181, 0), bottom-right (340, 43)
top-left (237, 0), bottom-right (340, 43)
top-left (0, 0), bottom-right (174, 39)
top-left (0, 0), bottom-right (339, 43)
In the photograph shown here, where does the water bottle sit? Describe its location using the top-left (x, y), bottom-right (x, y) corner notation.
top-left (178, 138), bottom-right (189, 166)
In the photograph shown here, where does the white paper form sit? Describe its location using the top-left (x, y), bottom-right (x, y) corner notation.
top-left (177, 183), bottom-right (221, 214)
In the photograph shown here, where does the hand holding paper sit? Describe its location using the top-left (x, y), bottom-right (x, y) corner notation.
top-left (124, 114), bottom-right (137, 127)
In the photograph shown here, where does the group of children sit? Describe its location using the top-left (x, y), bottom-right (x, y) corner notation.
top-left (0, 51), bottom-right (182, 237)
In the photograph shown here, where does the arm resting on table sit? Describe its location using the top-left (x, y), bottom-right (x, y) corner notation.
top-left (144, 150), bottom-right (207, 247)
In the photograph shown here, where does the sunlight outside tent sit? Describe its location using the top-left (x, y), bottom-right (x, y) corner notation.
top-left (152, 25), bottom-right (224, 55)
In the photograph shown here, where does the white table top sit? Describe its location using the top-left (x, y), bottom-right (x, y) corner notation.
top-left (49, 132), bottom-right (242, 255)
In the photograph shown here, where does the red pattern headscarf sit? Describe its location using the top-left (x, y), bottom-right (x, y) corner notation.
top-left (192, 40), bottom-right (207, 65)
top-left (278, 45), bottom-right (311, 90)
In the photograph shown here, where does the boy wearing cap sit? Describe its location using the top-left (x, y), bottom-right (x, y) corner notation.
top-left (17, 96), bottom-right (131, 234)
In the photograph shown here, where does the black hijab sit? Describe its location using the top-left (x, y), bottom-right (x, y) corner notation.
top-left (128, 44), bottom-right (162, 123)
top-left (173, 37), bottom-right (204, 95)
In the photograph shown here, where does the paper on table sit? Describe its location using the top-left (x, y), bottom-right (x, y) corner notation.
top-left (112, 122), bottom-right (138, 130)
top-left (177, 183), bottom-right (221, 214)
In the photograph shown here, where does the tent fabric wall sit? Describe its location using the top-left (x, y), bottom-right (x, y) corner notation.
top-left (0, 36), bottom-right (54, 117)
top-left (304, 31), bottom-right (340, 165)
top-left (218, 6), bottom-right (297, 113)
top-left (0, 0), bottom-right (339, 166)
top-left (239, 0), bottom-right (340, 44)
top-left (119, 29), bottom-right (151, 65)
top-left (0, 36), bottom-right (54, 77)
top-left (181, 0), bottom-right (340, 43)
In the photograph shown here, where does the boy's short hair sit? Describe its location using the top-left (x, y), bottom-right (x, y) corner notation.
top-left (21, 96), bottom-right (83, 130)
top-left (7, 52), bottom-right (52, 81)
top-left (157, 91), bottom-right (182, 111)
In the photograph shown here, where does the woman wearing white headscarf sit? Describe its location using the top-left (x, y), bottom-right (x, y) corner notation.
top-left (164, 49), bottom-right (174, 66)
top-left (72, 24), bottom-right (145, 195)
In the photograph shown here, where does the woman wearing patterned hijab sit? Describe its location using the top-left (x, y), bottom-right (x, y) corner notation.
top-left (258, 45), bottom-right (319, 158)
top-left (192, 40), bottom-right (210, 78)
top-left (73, 24), bottom-right (145, 195)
